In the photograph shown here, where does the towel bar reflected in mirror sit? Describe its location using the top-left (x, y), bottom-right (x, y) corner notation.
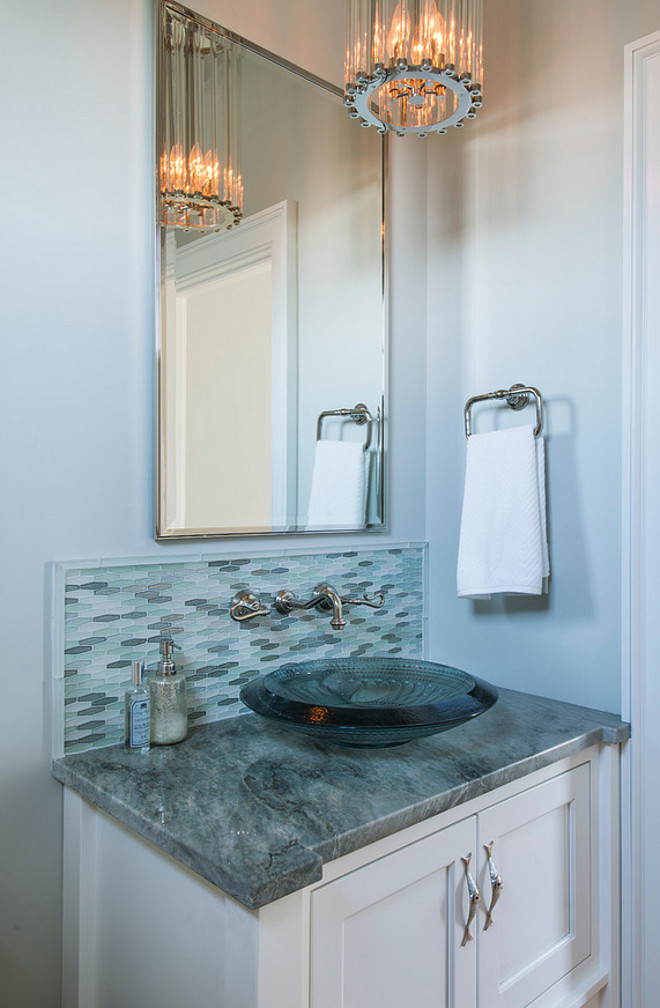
top-left (316, 403), bottom-right (375, 450)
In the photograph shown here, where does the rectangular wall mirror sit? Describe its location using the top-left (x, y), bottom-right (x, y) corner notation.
top-left (156, 1), bottom-right (387, 539)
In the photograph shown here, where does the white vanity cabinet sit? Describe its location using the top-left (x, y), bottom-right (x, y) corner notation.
top-left (309, 814), bottom-right (477, 1008)
top-left (476, 764), bottom-right (592, 1008)
top-left (307, 761), bottom-right (600, 1008)
top-left (61, 746), bottom-right (620, 1008)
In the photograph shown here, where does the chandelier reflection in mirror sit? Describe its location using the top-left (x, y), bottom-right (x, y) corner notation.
top-left (345, 0), bottom-right (483, 136)
top-left (159, 2), bottom-right (243, 230)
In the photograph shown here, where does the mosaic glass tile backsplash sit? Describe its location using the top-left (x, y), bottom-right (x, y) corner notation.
top-left (56, 546), bottom-right (425, 754)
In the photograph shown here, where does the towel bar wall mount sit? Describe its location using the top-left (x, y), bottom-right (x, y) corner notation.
top-left (316, 403), bottom-right (374, 450)
top-left (464, 384), bottom-right (543, 439)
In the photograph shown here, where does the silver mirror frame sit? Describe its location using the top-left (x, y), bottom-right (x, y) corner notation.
top-left (154, 0), bottom-right (388, 540)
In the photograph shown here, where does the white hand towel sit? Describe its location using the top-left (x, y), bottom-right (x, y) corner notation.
top-left (457, 425), bottom-right (549, 598)
top-left (307, 440), bottom-right (366, 529)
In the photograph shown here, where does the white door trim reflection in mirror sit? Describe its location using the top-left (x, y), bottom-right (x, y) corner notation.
top-left (158, 201), bottom-right (298, 537)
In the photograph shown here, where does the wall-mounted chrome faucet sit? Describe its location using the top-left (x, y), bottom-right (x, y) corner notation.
top-left (228, 583), bottom-right (385, 629)
top-left (274, 582), bottom-right (385, 631)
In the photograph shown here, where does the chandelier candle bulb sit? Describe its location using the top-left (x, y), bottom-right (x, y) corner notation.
top-left (159, 2), bottom-right (243, 229)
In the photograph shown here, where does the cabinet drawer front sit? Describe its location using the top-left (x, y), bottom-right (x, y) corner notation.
top-left (477, 763), bottom-right (592, 1008)
top-left (310, 816), bottom-right (477, 1008)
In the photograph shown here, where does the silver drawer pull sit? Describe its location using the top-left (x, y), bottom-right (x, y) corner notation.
top-left (460, 853), bottom-right (481, 947)
top-left (484, 841), bottom-right (503, 930)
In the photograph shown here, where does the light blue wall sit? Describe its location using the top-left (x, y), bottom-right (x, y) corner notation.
top-left (425, 0), bottom-right (660, 715)
top-left (0, 1), bottom-right (427, 1004)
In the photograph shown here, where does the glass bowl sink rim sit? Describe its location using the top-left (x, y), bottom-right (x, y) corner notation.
top-left (239, 657), bottom-right (498, 746)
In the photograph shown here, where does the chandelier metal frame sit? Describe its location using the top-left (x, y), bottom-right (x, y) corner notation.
top-left (345, 61), bottom-right (483, 136)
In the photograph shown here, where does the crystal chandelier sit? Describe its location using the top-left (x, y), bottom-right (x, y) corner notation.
top-left (159, 2), bottom-right (243, 230)
top-left (345, 0), bottom-right (483, 136)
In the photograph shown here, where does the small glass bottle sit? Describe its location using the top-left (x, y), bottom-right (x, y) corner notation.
top-left (125, 660), bottom-right (151, 753)
top-left (149, 638), bottom-right (188, 745)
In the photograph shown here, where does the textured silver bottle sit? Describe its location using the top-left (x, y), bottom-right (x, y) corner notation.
top-left (149, 672), bottom-right (188, 745)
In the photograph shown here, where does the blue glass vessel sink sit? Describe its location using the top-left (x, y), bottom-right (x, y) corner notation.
top-left (240, 657), bottom-right (498, 748)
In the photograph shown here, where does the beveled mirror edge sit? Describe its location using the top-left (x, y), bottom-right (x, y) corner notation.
top-left (154, 0), bottom-right (388, 541)
top-left (158, 0), bottom-right (344, 98)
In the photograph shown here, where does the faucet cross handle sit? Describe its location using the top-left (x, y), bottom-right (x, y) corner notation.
top-left (230, 590), bottom-right (269, 623)
top-left (340, 591), bottom-right (385, 610)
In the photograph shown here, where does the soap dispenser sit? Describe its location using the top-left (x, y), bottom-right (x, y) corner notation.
top-left (149, 637), bottom-right (188, 745)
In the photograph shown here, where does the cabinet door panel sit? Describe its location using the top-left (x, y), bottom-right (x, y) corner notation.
top-left (310, 817), bottom-right (477, 1008)
top-left (478, 763), bottom-right (592, 1008)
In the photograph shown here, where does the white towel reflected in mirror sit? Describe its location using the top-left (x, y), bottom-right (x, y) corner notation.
top-left (307, 440), bottom-right (367, 530)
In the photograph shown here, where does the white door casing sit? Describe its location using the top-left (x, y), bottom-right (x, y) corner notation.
top-left (161, 200), bottom-right (298, 532)
top-left (622, 28), bottom-right (660, 1008)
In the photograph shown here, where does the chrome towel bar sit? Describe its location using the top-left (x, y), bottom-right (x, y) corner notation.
top-left (316, 402), bottom-right (373, 450)
top-left (464, 384), bottom-right (543, 438)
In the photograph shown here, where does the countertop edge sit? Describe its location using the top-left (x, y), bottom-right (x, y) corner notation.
top-left (310, 723), bottom-right (630, 867)
top-left (52, 717), bottom-right (629, 910)
top-left (51, 759), bottom-right (324, 908)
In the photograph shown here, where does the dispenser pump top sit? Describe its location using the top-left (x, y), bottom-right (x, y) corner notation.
top-left (157, 637), bottom-right (179, 676)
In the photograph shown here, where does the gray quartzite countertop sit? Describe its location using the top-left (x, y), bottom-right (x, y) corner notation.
top-left (52, 687), bottom-right (629, 910)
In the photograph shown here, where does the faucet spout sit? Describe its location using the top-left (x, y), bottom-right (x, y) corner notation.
top-left (313, 584), bottom-right (345, 630)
